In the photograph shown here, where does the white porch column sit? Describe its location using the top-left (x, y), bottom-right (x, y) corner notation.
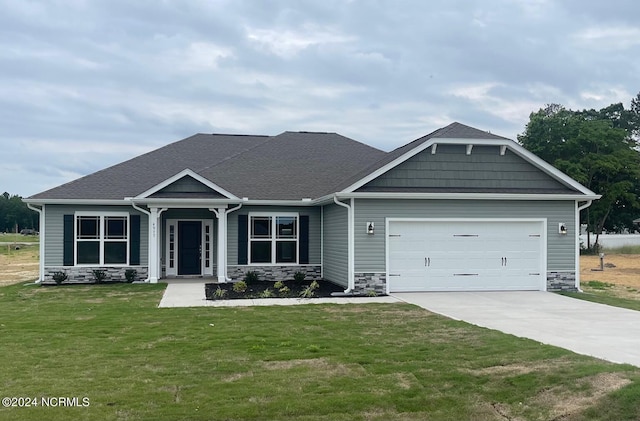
top-left (215, 207), bottom-right (227, 283)
top-left (148, 207), bottom-right (160, 283)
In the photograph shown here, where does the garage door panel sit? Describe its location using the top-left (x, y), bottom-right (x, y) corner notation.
top-left (388, 220), bottom-right (544, 292)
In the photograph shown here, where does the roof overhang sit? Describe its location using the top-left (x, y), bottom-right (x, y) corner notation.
top-left (22, 199), bottom-right (131, 205)
top-left (339, 137), bottom-right (599, 198)
top-left (334, 192), bottom-right (601, 201)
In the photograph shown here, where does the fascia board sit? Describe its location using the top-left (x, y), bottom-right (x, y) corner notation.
top-left (336, 192), bottom-right (601, 201)
top-left (22, 199), bottom-right (130, 205)
top-left (134, 168), bottom-right (240, 200)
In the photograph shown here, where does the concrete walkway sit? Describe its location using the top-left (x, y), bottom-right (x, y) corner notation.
top-left (158, 280), bottom-right (400, 308)
top-left (393, 291), bottom-right (640, 367)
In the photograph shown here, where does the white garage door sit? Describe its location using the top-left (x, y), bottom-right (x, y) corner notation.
top-left (388, 220), bottom-right (544, 292)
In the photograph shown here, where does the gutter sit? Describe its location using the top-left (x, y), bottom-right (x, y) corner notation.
top-left (333, 195), bottom-right (354, 294)
top-left (26, 204), bottom-right (44, 284)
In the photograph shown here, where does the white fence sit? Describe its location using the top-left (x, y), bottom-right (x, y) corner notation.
top-left (579, 234), bottom-right (640, 249)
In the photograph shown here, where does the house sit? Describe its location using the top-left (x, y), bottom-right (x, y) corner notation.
top-left (24, 122), bottom-right (599, 293)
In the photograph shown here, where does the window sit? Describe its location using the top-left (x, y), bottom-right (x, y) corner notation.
top-left (76, 213), bottom-right (129, 265)
top-left (249, 214), bottom-right (298, 264)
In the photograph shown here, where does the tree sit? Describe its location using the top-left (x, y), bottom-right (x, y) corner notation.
top-left (518, 95), bottom-right (640, 249)
top-left (0, 192), bottom-right (39, 233)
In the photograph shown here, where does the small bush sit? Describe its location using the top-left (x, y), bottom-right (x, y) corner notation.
top-left (274, 281), bottom-right (285, 290)
top-left (92, 269), bottom-right (107, 284)
top-left (277, 286), bottom-right (290, 297)
top-left (259, 288), bottom-right (274, 298)
top-left (233, 281), bottom-right (247, 293)
top-left (293, 271), bottom-right (306, 282)
top-left (243, 271), bottom-right (259, 284)
top-left (124, 269), bottom-right (137, 283)
top-left (52, 271), bottom-right (68, 285)
top-left (213, 287), bottom-right (228, 299)
top-left (299, 281), bottom-right (319, 298)
top-left (366, 290), bottom-right (378, 297)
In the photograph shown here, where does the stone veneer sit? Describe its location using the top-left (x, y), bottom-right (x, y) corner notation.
top-left (546, 271), bottom-right (577, 291)
top-left (354, 272), bottom-right (387, 294)
top-left (43, 266), bottom-right (149, 285)
top-left (226, 265), bottom-right (322, 282)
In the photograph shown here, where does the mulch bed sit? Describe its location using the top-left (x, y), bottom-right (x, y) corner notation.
top-left (205, 279), bottom-right (347, 300)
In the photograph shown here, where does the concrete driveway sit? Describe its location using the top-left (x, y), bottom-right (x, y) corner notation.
top-left (392, 291), bottom-right (640, 367)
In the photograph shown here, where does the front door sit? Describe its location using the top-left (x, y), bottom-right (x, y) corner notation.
top-left (178, 221), bottom-right (202, 275)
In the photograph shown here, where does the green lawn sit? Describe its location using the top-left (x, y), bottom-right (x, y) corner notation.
top-left (562, 291), bottom-right (640, 312)
top-left (0, 233), bottom-right (39, 243)
top-left (1, 283), bottom-right (640, 420)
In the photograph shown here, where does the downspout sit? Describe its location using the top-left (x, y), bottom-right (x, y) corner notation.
top-left (26, 204), bottom-right (44, 284)
top-left (575, 200), bottom-right (593, 292)
top-left (130, 202), bottom-right (152, 282)
top-left (334, 195), bottom-right (354, 293)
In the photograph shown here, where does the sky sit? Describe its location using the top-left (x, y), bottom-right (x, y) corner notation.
top-left (1, 0), bottom-right (639, 197)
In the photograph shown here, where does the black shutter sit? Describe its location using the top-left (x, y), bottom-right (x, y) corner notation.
top-left (63, 214), bottom-right (74, 266)
top-left (238, 215), bottom-right (248, 265)
top-left (129, 214), bottom-right (141, 265)
top-left (299, 215), bottom-right (309, 264)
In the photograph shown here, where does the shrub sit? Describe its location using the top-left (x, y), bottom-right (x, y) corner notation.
top-left (124, 269), bottom-right (137, 283)
top-left (293, 271), bottom-right (306, 282)
top-left (366, 289), bottom-right (378, 297)
top-left (243, 271), bottom-right (259, 284)
top-left (260, 288), bottom-right (274, 298)
top-left (299, 281), bottom-right (319, 298)
top-left (233, 281), bottom-right (247, 293)
top-left (52, 271), bottom-right (68, 285)
top-left (274, 281), bottom-right (285, 290)
top-left (92, 269), bottom-right (107, 284)
top-left (277, 286), bottom-right (291, 297)
top-left (213, 287), bottom-right (228, 299)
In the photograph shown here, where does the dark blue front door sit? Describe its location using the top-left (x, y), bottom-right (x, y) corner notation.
top-left (178, 221), bottom-right (202, 275)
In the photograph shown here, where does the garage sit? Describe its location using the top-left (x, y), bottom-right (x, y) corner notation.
top-left (387, 219), bottom-right (545, 292)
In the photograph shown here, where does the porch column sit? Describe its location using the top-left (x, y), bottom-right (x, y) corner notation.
top-left (148, 207), bottom-right (160, 283)
top-left (215, 207), bottom-right (227, 283)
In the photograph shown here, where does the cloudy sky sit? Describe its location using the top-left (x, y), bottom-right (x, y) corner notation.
top-left (2, 0), bottom-right (639, 197)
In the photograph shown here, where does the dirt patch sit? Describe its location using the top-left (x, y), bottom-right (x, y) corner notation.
top-left (580, 254), bottom-right (640, 299)
top-left (262, 358), bottom-right (365, 378)
top-left (465, 357), bottom-right (576, 376)
top-left (0, 246), bottom-right (39, 285)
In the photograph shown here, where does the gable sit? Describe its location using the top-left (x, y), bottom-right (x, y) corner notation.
top-left (356, 144), bottom-right (579, 194)
top-left (148, 175), bottom-right (226, 199)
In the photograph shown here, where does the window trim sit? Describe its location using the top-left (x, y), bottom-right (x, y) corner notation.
top-left (248, 212), bottom-right (299, 265)
top-left (74, 211), bottom-right (130, 266)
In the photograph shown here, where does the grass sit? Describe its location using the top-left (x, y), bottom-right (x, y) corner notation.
top-left (562, 291), bottom-right (640, 313)
top-left (583, 280), bottom-right (615, 290)
top-left (603, 245), bottom-right (640, 254)
top-left (0, 233), bottom-right (39, 243)
top-left (1, 284), bottom-right (640, 420)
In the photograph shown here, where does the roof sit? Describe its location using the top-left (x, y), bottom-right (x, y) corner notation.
top-left (27, 122), bottom-right (597, 202)
top-left (29, 131), bottom-right (385, 201)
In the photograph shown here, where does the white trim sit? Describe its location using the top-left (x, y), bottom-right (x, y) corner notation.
top-left (339, 136), bottom-right (599, 197)
top-left (320, 205), bottom-right (324, 279)
top-left (337, 192), bottom-right (600, 201)
top-left (385, 217), bottom-right (548, 293)
top-left (164, 218), bottom-right (214, 277)
top-left (134, 169), bottom-right (239, 200)
top-left (333, 196), bottom-right (354, 292)
top-left (247, 212), bottom-right (300, 265)
top-left (73, 211), bottom-right (130, 267)
top-left (25, 199), bottom-right (131, 205)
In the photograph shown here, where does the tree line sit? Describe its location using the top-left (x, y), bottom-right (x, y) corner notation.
top-left (518, 92), bottom-right (640, 248)
top-left (0, 192), bottom-right (38, 233)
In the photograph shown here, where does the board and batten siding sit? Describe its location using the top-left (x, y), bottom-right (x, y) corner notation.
top-left (321, 203), bottom-right (348, 287)
top-left (353, 199), bottom-right (576, 273)
top-left (226, 206), bottom-right (321, 265)
top-left (43, 205), bottom-right (149, 266)
top-left (361, 144), bottom-right (573, 192)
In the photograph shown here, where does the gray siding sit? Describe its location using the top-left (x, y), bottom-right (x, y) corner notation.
top-left (353, 199), bottom-right (576, 273)
top-left (227, 206), bottom-right (321, 265)
top-left (360, 145), bottom-right (574, 192)
top-left (150, 175), bottom-right (225, 198)
top-left (44, 204), bottom-right (148, 266)
top-left (322, 203), bottom-right (348, 286)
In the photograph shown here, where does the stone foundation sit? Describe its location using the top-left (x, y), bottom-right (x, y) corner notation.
top-left (43, 266), bottom-right (149, 285)
top-left (547, 271), bottom-right (577, 291)
top-left (226, 265), bottom-right (322, 282)
top-left (354, 272), bottom-right (387, 294)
